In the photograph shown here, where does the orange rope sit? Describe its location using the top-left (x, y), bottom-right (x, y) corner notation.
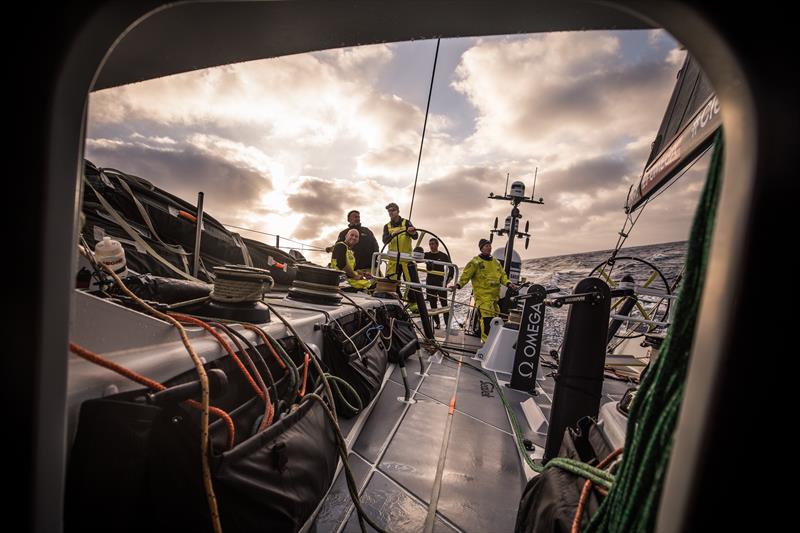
top-left (69, 342), bottom-right (235, 449)
top-left (210, 323), bottom-right (273, 431)
top-left (83, 255), bottom-right (222, 533)
top-left (298, 352), bottom-right (310, 397)
top-left (448, 359), bottom-right (462, 415)
top-left (266, 397), bottom-right (275, 427)
top-left (243, 324), bottom-right (287, 370)
top-left (244, 325), bottom-right (290, 421)
top-left (571, 447), bottom-right (623, 533)
top-left (169, 313), bottom-right (264, 401)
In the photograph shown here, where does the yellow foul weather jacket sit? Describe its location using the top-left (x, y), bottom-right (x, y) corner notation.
top-left (330, 242), bottom-right (372, 290)
top-left (383, 217), bottom-right (416, 280)
top-left (459, 254), bottom-right (510, 321)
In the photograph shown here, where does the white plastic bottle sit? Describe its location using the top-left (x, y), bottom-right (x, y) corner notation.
top-left (94, 236), bottom-right (128, 278)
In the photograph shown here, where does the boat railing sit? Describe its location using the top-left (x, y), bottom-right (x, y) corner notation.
top-left (370, 252), bottom-right (460, 345)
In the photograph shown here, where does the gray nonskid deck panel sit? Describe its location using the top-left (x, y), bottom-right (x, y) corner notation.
top-left (315, 330), bottom-right (635, 532)
top-left (341, 471), bottom-right (459, 533)
top-left (315, 352), bottom-right (526, 533)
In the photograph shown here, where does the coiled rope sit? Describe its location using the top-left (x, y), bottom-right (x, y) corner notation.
top-left (210, 265), bottom-right (274, 303)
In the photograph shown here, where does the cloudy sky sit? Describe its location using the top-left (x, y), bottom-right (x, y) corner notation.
top-left (86, 29), bottom-right (708, 267)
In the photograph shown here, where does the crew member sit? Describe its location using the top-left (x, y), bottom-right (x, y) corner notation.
top-left (382, 202), bottom-right (420, 309)
top-left (454, 238), bottom-right (518, 342)
top-left (424, 237), bottom-right (452, 329)
top-left (335, 210), bottom-right (379, 273)
top-left (330, 229), bottom-right (372, 290)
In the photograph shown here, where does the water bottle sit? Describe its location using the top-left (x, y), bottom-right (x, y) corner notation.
top-left (94, 236), bottom-right (128, 278)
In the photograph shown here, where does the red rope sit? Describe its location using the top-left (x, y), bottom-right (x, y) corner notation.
top-left (571, 447), bottom-right (624, 533)
top-left (244, 324), bottom-right (287, 370)
top-left (211, 324), bottom-right (273, 431)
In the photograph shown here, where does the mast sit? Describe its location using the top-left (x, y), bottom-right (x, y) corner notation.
top-left (488, 172), bottom-right (543, 277)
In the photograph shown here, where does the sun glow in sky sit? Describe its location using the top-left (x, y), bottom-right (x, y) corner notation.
top-left (86, 30), bottom-right (707, 266)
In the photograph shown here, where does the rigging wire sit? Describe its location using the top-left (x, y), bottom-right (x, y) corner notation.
top-left (589, 143), bottom-right (713, 350)
top-left (408, 38), bottom-right (441, 221)
top-left (612, 143), bottom-right (712, 273)
top-left (221, 223), bottom-right (327, 252)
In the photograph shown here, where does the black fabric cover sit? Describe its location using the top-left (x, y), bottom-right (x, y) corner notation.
top-left (515, 417), bottom-right (614, 533)
top-left (115, 274), bottom-right (212, 304)
top-left (65, 350), bottom-right (337, 533)
top-left (322, 319), bottom-right (388, 418)
top-left (82, 160), bottom-right (284, 281)
top-left (375, 304), bottom-right (418, 363)
top-left (83, 207), bottom-right (197, 280)
top-left (386, 319), bottom-right (418, 363)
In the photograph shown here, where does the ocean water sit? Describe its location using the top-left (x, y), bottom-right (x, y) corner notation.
top-left (446, 241), bottom-right (688, 349)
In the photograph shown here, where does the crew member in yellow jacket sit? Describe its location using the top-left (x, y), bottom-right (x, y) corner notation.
top-left (382, 202), bottom-right (421, 310)
top-left (454, 238), bottom-right (518, 342)
top-left (330, 229), bottom-right (373, 290)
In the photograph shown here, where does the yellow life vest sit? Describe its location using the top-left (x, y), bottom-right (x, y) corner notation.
top-left (329, 241), bottom-right (354, 271)
top-left (330, 242), bottom-right (371, 289)
top-left (387, 218), bottom-right (412, 254)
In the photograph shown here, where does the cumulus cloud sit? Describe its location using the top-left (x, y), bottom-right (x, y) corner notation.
top-left (356, 145), bottom-right (418, 180)
top-left (452, 32), bottom-right (679, 166)
top-left (543, 156), bottom-right (634, 197)
top-left (284, 177), bottom-right (389, 242)
top-left (410, 167), bottom-right (496, 229)
top-left (292, 214), bottom-right (339, 241)
top-left (90, 44), bottom-right (415, 153)
top-left (86, 30), bottom-right (694, 265)
top-left (314, 44), bottom-right (394, 75)
top-left (85, 137), bottom-right (271, 224)
top-left (666, 47), bottom-right (687, 67)
top-left (286, 177), bottom-right (353, 217)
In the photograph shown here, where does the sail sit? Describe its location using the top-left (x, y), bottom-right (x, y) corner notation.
top-left (627, 53), bottom-right (721, 211)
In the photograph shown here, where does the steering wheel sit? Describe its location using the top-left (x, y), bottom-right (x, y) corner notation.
top-left (378, 227), bottom-right (453, 278)
top-left (589, 255), bottom-right (673, 340)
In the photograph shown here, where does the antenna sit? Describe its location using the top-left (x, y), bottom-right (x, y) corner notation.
top-left (531, 167), bottom-right (539, 200)
top-left (486, 170), bottom-right (544, 277)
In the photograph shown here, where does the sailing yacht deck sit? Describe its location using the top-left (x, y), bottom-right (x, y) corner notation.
top-left (313, 329), bottom-right (633, 532)
top-left (68, 286), bottom-right (633, 533)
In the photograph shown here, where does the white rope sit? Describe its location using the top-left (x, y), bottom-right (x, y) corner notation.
top-left (210, 266), bottom-right (274, 303)
top-left (333, 319), bottom-right (363, 362)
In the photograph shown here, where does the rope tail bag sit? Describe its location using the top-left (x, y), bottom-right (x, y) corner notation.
top-left (375, 304), bottom-right (418, 364)
top-left (322, 309), bottom-right (389, 418)
top-left (65, 331), bottom-right (338, 533)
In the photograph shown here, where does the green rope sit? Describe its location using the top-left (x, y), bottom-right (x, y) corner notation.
top-left (264, 332), bottom-right (300, 402)
top-left (545, 457), bottom-right (615, 489)
top-left (491, 370), bottom-right (545, 473)
top-left (325, 374), bottom-right (364, 415)
top-left (585, 130), bottom-right (724, 533)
